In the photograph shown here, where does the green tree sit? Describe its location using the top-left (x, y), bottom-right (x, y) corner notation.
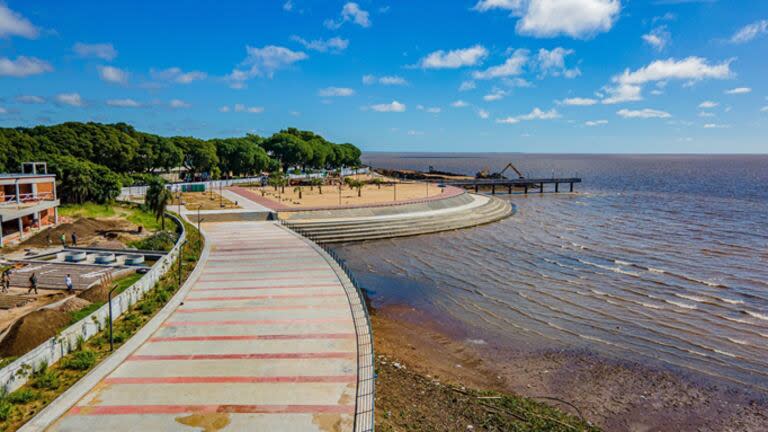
top-left (145, 179), bottom-right (172, 230)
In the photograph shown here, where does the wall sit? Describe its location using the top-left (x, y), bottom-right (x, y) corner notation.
top-left (0, 215), bottom-right (186, 394)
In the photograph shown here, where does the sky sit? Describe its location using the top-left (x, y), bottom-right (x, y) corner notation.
top-left (0, 0), bottom-right (767, 153)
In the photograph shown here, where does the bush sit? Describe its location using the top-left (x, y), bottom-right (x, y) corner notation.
top-left (0, 398), bottom-right (11, 421)
top-left (7, 389), bottom-right (38, 404)
top-left (129, 231), bottom-right (178, 251)
top-left (31, 369), bottom-right (59, 390)
top-left (61, 350), bottom-right (97, 371)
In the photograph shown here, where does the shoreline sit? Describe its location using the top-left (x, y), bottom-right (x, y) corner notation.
top-left (372, 303), bottom-right (768, 431)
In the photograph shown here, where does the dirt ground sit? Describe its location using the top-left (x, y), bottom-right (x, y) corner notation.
top-left (171, 192), bottom-right (240, 210)
top-left (0, 289), bottom-right (64, 336)
top-left (0, 308), bottom-right (71, 357)
top-left (246, 181), bottom-right (446, 208)
top-left (372, 305), bottom-right (768, 432)
top-left (4, 218), bottom-right (142, 255)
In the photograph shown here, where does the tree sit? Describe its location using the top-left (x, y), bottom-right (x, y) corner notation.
top-left (145, 179), bottom-right (172, 230)
top-left (262, 132), bottom-right (313, 172)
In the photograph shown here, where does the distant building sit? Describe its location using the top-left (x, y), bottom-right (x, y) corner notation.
top-left (0, 162), bottom-right (60, 247)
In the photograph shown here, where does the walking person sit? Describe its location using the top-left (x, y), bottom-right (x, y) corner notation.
top-left (60, 233), bottom-right (67, 248)
top-left (1, 269), bottom-right (10, 293)
top-left (65, 274), bottom-right (74, 293)
top-left (71, 232), bottom-right (78, 247)
top-left (46, 230), bottom-right (52, 247)
top-left (27, 272), bottom-right (38, 295)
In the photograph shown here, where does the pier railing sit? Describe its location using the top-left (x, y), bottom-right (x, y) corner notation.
top-left (277, 219), bottom-right (375, 432)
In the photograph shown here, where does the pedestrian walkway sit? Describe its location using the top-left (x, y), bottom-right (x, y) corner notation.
top-left (47, 222), bottom-right (362, 431)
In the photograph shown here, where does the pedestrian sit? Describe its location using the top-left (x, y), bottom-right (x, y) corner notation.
top-left (1, 269), bottom-right (10, 293)
top-left (65, 274), bottom-right (74, 293)
top-left (60, 233), bottom-right (67, 248)
top-left (71, 232), bottom-right (78, 247)
top-left (46, 230), bottom-right (51, 247)
top-left (28, 272), bottom-right (38, 295)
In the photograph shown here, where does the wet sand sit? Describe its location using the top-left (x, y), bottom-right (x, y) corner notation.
top-left (373, 303), bottom-right (768, 431)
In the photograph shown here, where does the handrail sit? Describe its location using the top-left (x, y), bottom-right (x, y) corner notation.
top-left (277, 219), bottom-right (375, 432)
top-left (0, 192), bottom-right (56, 206)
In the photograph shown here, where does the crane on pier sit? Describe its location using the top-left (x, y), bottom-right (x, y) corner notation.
top-left (476, 162), bottom-right (525, 180)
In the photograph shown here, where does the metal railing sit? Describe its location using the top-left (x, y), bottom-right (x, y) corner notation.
top-left (278, 219), bottom-right (375, 432)
top-left (0, 192), bottom-right (56, 206)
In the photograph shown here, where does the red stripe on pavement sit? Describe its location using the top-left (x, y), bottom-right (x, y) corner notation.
top-left (185, 293), bottom-right (346, 301)
top-left (201, 267), bottom-right (329, 274)
top-left (161, 318), bottom-right (349, 327)
top-left (197, 274), bottom-right (335, 283)
top-left (127, 352), bottom-right (355, 361)
top-left (193, 284), bottom-right (340, 292)
top-left (69, 404), bottom-right (355, 416)
top-left (103, 375), bottom-right (356, 385)
top-left (177, 305), bottom-right (347, 313)
top-left (148, 333), bottom-right (355, 342)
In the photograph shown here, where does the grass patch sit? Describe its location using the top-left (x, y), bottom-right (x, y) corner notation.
top-left (6, 390), bottom-right (38, 405)
top-left (0, 217), bottom-right (203, 432)
top-left (58, 202), bottom-right (172, 233)
top-left (58, 203), bottom-right (117, 219)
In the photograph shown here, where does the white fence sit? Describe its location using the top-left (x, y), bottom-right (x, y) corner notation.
top-left (118, 167), bottom-right (370, 200)
top-left (0, 215), bottom-right (186, 394)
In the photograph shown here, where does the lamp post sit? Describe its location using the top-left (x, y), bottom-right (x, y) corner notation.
top-left (108, 283), bottom-right (119, 351)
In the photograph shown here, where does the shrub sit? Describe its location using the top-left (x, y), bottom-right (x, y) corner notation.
top-left (7, 389), bottom-right (38, 404)
top-left (0, 398), bottom-right (12, 421)
top-left (129, 230), bottom-right (178, 252)
top-left (62, 350), bottom-right (97, 371)
top-left (31, 369), bottom-right (59, 390)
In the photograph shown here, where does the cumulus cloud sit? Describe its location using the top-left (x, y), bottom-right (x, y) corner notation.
top-left (418, 45), bottom-right (488, 69)
top-left (291, 36), bottom-right (349, 53)
top-left (0, 56), bottom-right (52, 77)
top-left (459, 80), bottom-right (477, 91)
top-left (168, 99), bottom-right (191, 109)
top-left (473, 49), bottom-right (528, 80)
top-left (56, 93), bottom-right (84, 107)
top-left (536, 47), bottom-right (580, 78)
top-left (325, 2), bottom-right (371, 29)
top-left (16, 95), bottom-right (45, 104)
top-left (107, 98), bottom-right (141, 108)
top-left (703, 123), bottom-right (730, 129)
top-left (561, 97), bottom-right (598, 106)
top-left (725, 87), bottom-right (751, 94)
top-left (483, 88), bottom-right (508, 101)
top-left (642, 26), bottom-right (671, 51)
top-left (585, 119), bottom-right (608, 126)
top-left (283, 1), bottom-right (294, 12)
top-left (151, 67), bottom-right (207, 84)
top-left (369, 101), bottom-right (406, 112)
top-left (451, 100), bottom-right (469, 108)
top-left (73, 43), bottom-right (118, 61)
top-left (228, 104), bottom-right (264, 113)
top-left (227, 45), bottom-right (307, 87)
top-left (698, 100), bottom-right (718, 109)
top-left (497, 107), bottom-right (560, 124)
top-left (616, 108), bottom-right (671, 119)
top-left (362, 74), bottom-right (407, 85)
top-left (473, 0), bottom-right (523, 11)
top-left (477, 108), bottom-right (490, 119)
top-left (417, 105), bottom-right (442, 114)
top-left (318, 87), bottom-right (355, 97)
top-left (0, 4), bottom-right (38, 38)
top-left (730, 20), bottom-right (768, 44)
top-left (602, 57), bottom-right (733, 104)
top-left (98, 65), bottom-right (129, 84)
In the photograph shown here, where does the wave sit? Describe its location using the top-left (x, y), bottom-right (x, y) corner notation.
top-left (674, 293), bottom-right (707, 303)
top-left (744, 311), bottom-right (768, 322)
top-left (720, 297), bottom-right (744, 305)
top-left (666, 300), bottom-right (697, 310)
top-left (727, 338), bottom-right (749, 346)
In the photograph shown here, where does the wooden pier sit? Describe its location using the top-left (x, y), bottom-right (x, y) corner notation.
top-left (443, 177), bottom-right (582, 194)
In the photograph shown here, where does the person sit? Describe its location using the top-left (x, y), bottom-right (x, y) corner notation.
top-left (60, 233), bottom-right (66, 247)
top-left (71, 232), bottom-right (78, 247)
top-left (65, 274), bottom-right (73, 292)
top-left (46, 230), bottom-right (51, 247)
top-left (1, 269), bottom-right (10, 293)
top-left (28, 272), bottom-right (38, 295)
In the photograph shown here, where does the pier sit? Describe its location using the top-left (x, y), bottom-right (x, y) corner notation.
top-left (443, 177), bottom-right (582, 194)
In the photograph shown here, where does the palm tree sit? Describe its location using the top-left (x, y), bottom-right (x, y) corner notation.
top-left (311, 177), bottom-right (324, 194)
top-left (145, 180), bottom-right (172, 230)
top-left (348, 179), bottom-right (364, 197)
top-left (293, 186), bottom-right (302, 200)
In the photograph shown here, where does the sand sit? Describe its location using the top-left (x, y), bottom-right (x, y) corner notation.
top-left (171, 192), bottom-right (239, 210)
top-left (0, 309), bottom-right (71, 357)
top-left (373, 304), bottom-right (768, 431)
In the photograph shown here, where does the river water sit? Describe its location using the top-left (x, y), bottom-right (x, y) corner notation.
top-left (334, 153), bottom-right (768, 392)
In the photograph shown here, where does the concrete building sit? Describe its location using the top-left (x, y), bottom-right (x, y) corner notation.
top-left (0, 162), bottom-right (60, 248)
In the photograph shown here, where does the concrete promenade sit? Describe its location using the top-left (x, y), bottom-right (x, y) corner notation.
top-left (47, 222), bottom-right (361, 431)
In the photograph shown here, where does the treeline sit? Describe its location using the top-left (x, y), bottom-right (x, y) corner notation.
top-left (0, 123), bottom-right (361, 204)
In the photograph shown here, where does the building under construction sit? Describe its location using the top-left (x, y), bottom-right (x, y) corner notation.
top-left (0, 163), bottom-right (60, 248)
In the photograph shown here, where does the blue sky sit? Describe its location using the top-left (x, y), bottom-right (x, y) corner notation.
top-left (1, 0), bottom-right (767, 153)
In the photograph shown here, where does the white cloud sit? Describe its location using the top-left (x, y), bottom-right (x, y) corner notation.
top-left (318, 87), bottom-right (355, 97)
top-left (283, 1), bottom-right (293, 12)
top-left (107, 98), bottom-right (141, 108)
top-left (650, 89), bottom-right (664, 96)
top-left (483, 88), bottom-right (508, 101)
top-left (0, 4), bottom-right (38, 38)
top-left (698, 100), bottom-right (718, 109)
top-left (725, 87), bottom-right (751, 95)
top-left (730, 20), bottom-right (768, 44)
top-left (497, 107), bottom-right (560, 124)
top-left (473, 0), bottom-right (523, 11)
top-left (73, 43), bottom-right (117, 61)
top-left (477, 108), bottom-right (490, 119)
top-left (229, 104), bottom-right (264, 113)
top-left (602, 57), bottom-right (733, 104)
top-left (473, 49), bottom-right (528, 80)
top-left (698, 111), bottom-right (715, 118)
top-left (56, 93), bottom-right (84, 107)
top-left (169, 99), bottom-right (191, 109)
top-left (228, 45), bottom-right (308, 86)
top-left (325, 2), bottom-right (371, 29)
top-left (585, 119), bottom-right (608, 126)
top-left (616, 108), bottom-right (671, 119)
top-left (407, 130), bottom-right (425, 136)
top-left (219, 106), bottom-right (231, 113)
top-left (703, 123), bottom-right (730, 129)
top-left (451, 100), bottom-right (469, 108)
top-left (362, 74), bottom-right (407, 85)
top-left (459, 80), bottom-right (476, 91)
top-left (369, 101), bottom-right (406, 112)
top-left (16, 95), bottom-right (45, 104)
top-left (517, 0), bottom-right (621, 39)
top-left (503, 77), bottom-right (533, 87)
top-left (642, 26), bottom-right (670, 51)
top-left (562, 97), bottom-right (598, 106)
top-left (151, 67), bottom-right (207, 84)
top-left (418, 45), bottom-right (488, 69)
top-left (417, 105), bottom-right (441, 114)
top-left (291, 36), bottom-right (349, 53)
top-left (537, 47), bottom-right (580, 78)
top-left (98, 65), bottom-right (129, 84)
top-left (0, 56), bottom-right (52, 77)
top-left (761, 106), bottom-right (768, 113)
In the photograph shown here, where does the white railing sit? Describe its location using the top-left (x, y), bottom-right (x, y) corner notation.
top-left (0, 192), bottom-right (56, 207)
top-left (0, 214), bottom-right (186, 394)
